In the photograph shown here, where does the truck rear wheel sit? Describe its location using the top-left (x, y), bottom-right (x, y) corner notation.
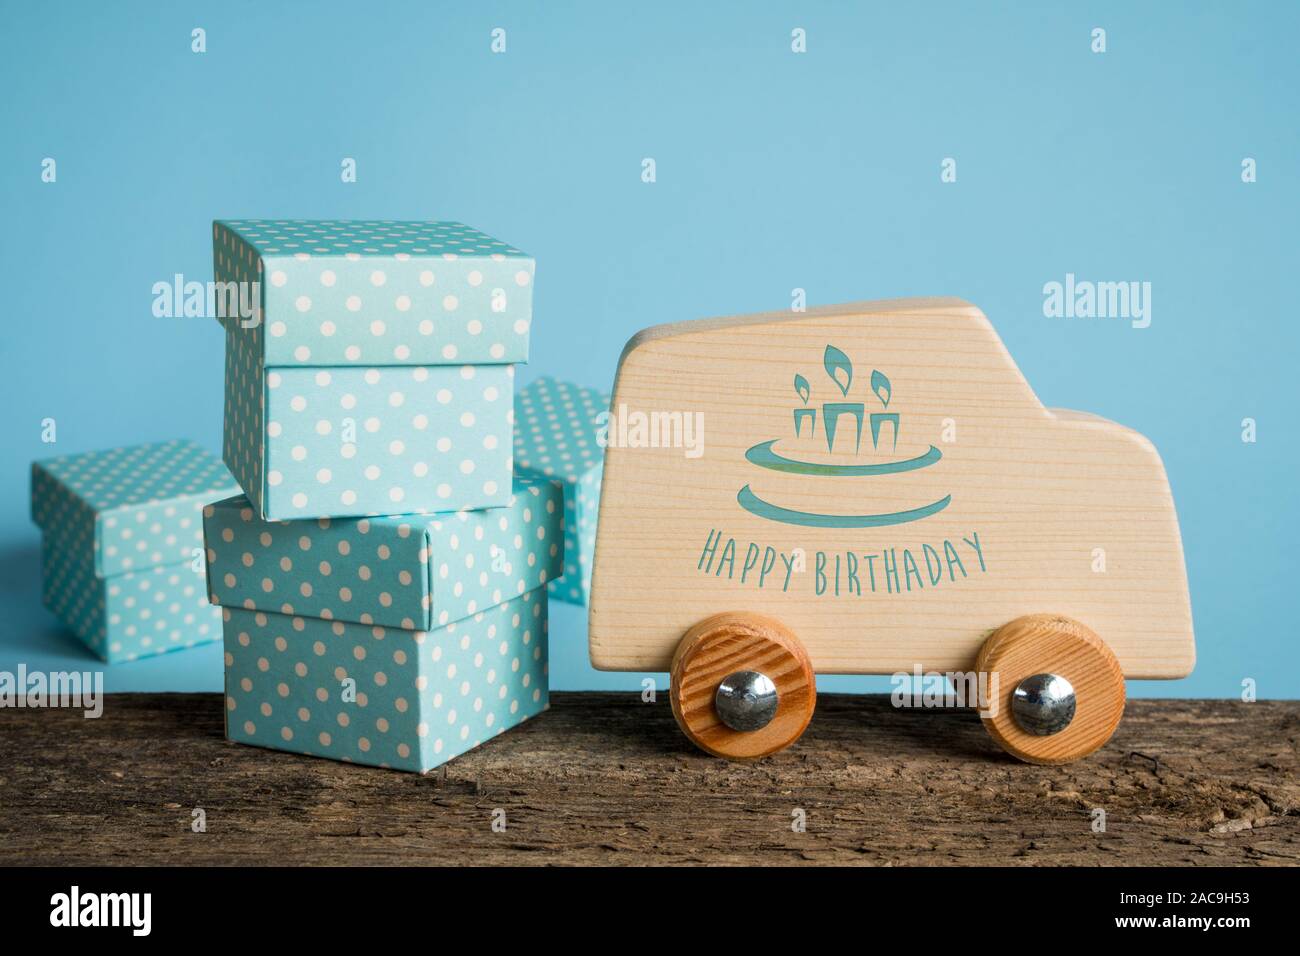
top-left (975, 614), bottom-right (1126, 765)
top-left (670, 611), bottom-right (816, 760)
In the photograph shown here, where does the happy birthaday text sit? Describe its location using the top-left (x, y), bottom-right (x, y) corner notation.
top-left (696, 529), bottom-right (988, 596)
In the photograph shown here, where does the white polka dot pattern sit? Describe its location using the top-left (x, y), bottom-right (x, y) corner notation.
top-left (32, 439), bottom-right (239, 577)
top-left (203, 476), bottom-right (564, 633)
top-left (220, 304), bottom-right (517, 519)
top-left (513, 377), bottom-right (608, 606)
top-left (42, 537), bottom-right (218, 663)
top-left (30, 439), bottom-right (235, 662)
top-left (212, 220), bottom-right (533, 367)
top-left (262, 363), bottom-right (512, 519)
top-left (222, 322), bottom-right (268, 516)
top-left (222, 588), bottom-right (548, 773)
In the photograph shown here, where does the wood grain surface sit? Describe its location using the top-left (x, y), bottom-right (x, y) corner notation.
top-left (589, 298), bottom-right (1194, 678)
top-left (976, 613), bottom-right (1127, 765)
top-left (670, 611), bottom-right (816, 759)
top-left (2, 692), bottom-right (1296, 866)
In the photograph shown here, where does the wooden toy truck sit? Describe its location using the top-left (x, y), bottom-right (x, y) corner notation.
top-left (588, 298), bottom-right (1194, 764)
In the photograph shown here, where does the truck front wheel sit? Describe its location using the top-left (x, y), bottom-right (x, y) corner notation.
top-left (975, 614), bottom-right (1126, 765)
top-left (669, 611), bottom-right (816, 760)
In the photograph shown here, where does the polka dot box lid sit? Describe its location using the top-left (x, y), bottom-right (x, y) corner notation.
top-left (212, 220), bottom-right (534, 368)
top-left (31, 439), bottom-right (241, 579)
top-left (203, 475), bottom-right (563, 632)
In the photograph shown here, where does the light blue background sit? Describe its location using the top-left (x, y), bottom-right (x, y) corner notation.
top-left (3, 1), bottom-right (1295, 697)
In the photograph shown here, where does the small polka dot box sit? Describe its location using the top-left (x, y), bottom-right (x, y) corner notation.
top-left (514, 377), bottom-right (609, 606)
top-left (212, 220), bottom-right (534, 521)
top-left (30, 440), bottom-right (240, 662)
top-left (203, 475), bottom-right (562, 772)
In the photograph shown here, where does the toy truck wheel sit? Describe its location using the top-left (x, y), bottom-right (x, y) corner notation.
top-left (669, 611), bottom-right (816, 760)
top-left (975, 614), bottom-right (1126, 765)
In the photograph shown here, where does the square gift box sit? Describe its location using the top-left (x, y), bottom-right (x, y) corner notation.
top-left (203, 475), bottom-right (563, 772)
top-left (212, 219), bottom-right (535, 520)
top-left (31, 439), bottom-right (240, 662)
top-left (513, 377), bottom-right (608, 605)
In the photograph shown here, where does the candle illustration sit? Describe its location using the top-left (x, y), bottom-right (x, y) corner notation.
top-left (869, 368), bottom-right (900, 451)
top-left (821, 345), bottom-right (864, 453)
top-left (793, 374), bottom-right (816, 437)
top-left (737, 342), bottom-right (951, 528)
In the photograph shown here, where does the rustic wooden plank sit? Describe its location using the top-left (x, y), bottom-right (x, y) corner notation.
top-left (1, 692), bottom-right (1295, 866)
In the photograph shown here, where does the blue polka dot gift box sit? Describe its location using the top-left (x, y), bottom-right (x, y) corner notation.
top-left (514, 377), bottom-right (609, 606)
top-left (30, 439), bottom-right (241, 663)
top-left (203, 475), bottom-right (562, 772)
top-left (211, 220), bottom-right (535, 521)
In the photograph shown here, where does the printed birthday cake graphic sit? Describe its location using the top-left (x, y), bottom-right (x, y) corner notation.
top-left (737, 345), bottom-right (951, 528)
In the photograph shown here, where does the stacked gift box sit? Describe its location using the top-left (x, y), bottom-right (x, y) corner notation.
top-left (28, 219), bottom-right (616, 774)
top-left (201, 219), bottom-right (563, 771)
top-left (211, 220), bottom-right (532, 520)
top-left (203, 478), bottom-right (559, 771)
top-left (30, 440), bottom-right (239, 663)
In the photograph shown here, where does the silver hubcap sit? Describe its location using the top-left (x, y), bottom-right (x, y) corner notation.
top-left (1012, 673), bottom-right (1076, 736)
top-left (715, 670), bottom-right (779, 732)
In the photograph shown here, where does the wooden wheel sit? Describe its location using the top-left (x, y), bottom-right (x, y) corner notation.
top-left (976, 614), bottom-right (1126, 765)
top-left (670, 612), bottom-right (816, 760)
